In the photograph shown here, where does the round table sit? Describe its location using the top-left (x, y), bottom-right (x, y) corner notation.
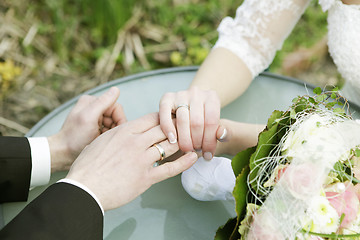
top-left (2, 66), bottom-right (360, 239)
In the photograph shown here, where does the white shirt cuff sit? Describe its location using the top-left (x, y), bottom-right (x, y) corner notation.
top-left (57, 178), bottom-right (105, 215)
top-left (27, 137), bottom-right (51, 188)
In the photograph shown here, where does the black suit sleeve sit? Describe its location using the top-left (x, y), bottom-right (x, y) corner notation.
top-left (0, 182), bottom-right (104, 240)
top-left (0, 137), bottom-right (32, 203)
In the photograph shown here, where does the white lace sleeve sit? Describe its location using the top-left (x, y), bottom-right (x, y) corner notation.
top-left (325, 1), bottom-right (360, 105)
top-left (214, 0), bottom-right (310, 78)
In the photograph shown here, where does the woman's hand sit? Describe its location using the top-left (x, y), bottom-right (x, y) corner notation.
top-left (159, 87), bottom-right (223, 160)
top-left (48, 87), bottom-right (127, 172)
top-left (66, 113), bottom-right (198, 211)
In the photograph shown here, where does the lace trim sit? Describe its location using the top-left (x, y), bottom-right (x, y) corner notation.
top-left (327, 1), bottom-right (360, 92)
top-left (213, 0), bottom-right (310, 77)
top-left (319, 0), bottom-right (337, 11)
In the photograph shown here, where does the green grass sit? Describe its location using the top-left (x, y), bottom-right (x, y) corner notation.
top-left (3, 0), bottom-right (328, 96)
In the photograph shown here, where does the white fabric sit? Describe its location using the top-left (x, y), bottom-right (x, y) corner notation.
top-left (27, 137), bottom-right (51, 188)
top-left (327, 1), bottom-right (360, 105)
top-left (214, 0), bottom-right (310, 78)
top-left (57, 178), bottom-right (105, 215)
top-left (214, 0), bottom-right (360, 107)
top-left (181, 156), bottom-right (235, 201)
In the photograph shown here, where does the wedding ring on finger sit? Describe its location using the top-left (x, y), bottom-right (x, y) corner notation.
top-left (153, 143), bottom-right (166, 161)
top-left (175, 104), bottom-right (190, 112)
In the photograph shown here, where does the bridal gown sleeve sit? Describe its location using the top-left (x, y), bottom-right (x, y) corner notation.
top-left (213, 0), bottom-right (311, 78)
top-left (322, 0), bottom-right (360, 106)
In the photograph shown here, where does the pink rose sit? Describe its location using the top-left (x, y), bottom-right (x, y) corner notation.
top-left (280, 163), bottom-right (320, 199)
top-left (247, 212), bottom-right (284, 240)
top-left (354, 183), bottom-right (360, 201)
top-left (326, 183), bottom-right (359, 228)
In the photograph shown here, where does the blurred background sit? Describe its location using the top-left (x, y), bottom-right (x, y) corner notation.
top-left (0, 0), bottom-right (341, 136)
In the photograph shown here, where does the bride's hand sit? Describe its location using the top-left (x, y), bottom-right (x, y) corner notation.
top-left (159, 87), bottom-right (224, 160)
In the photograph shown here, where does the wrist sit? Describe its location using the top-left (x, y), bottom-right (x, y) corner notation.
top-left (47, 133), bottom-right (75, 172)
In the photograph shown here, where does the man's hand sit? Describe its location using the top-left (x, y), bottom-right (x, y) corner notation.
top-left (48, 87), bottom-right (126, 172)
top-left (66, 113), bottom-right (198, 210)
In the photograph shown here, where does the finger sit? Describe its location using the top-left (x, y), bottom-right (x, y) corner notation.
top-left (102, 116), bottom-right (114, 129)
top-left (146, 139), bottom-right (180, 164)
top-left (150, 152), bottom-right (197, 184)
top-left (104, 103), bottom-right (127, 126)
top-left (129, 112), bottom-right (160, 133)
top-left (88, 87), bottom-right (120, 117)
top-left (159, 92), bottom-right (177, 144)
top-left (176, 106), bottom-right (193, 152)
top-left (189, 97), bottom-right (204, 150)
top-left (142, 125), bottom-right (167, 147)
top-left (201, 93), bottom-right (221, 160)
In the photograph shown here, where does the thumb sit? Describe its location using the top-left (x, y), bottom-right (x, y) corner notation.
top-left (216, 125), bottom-right (229, 142)
top-left (90, 87), bottom-right (120, 116)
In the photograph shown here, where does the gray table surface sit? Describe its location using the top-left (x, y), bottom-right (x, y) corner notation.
top-left (1, 66), bottom-right (359, 239)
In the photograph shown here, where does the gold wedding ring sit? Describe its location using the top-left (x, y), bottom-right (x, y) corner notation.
top-left (175, 104), bottom-right (190, 111)
top-left (153, 143), bottom-right (166, 161)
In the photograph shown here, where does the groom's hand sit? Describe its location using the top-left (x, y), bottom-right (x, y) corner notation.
top-left (48, 87), bottom-right (127, 172)
top-left (66, 113), bottom-right (197, 211)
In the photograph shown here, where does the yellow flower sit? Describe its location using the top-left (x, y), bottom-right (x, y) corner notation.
top-left (0, 60), bottom-right (21, 93)
top-left (306, 196), bottom-right (340, 234)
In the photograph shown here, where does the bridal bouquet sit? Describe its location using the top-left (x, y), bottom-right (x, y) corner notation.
top-left (216, 88), bottom-right (360, 240)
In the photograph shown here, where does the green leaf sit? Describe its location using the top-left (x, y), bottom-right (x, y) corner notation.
top-left (290, 109), bottom-right (296, 119)
top-left (313, 87), bottom-right (322, 95)
top-left (330, 92), bottom-right (337, 99)
top-left (231, 166), bottom-right (251, 240)
top-left (333, 108), bottom-right (345, 114)
top-left (292, 96), bottom-right (299, 103)
top-left (266, 110), bottom-right (283, 129)
top-left (316, 94), bottom-right (327, 102)
top-left (333, 162), bottom-right (360, 184)
top-left (232, 146), bottom-right (256, 177)
top-left (325, 102), bottom-right (336, 108)
top-left (308, 97), bottom-right (316, 104)
top-left (214, 217), bottom-right (237, 240)
top-left (249, 123), bottom-right (280, 194)
top-left (216, 166), bottom-right (250, 240)
top-left (355, 149), bottom-right (360, 157)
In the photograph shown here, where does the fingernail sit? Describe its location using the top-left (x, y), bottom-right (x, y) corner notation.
top-left (203, 152), bottom-right (213, 160)
top-left (168, 132), bottom-right (177, 144)
top-left (218, 128), bottom-right (227, 142)
top-left (107, 87), bottom-right (117, 95)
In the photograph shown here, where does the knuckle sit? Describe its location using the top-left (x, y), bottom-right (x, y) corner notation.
top-left (206, 90), bottom-right (220, 102)
top-left (204, 119), bottom-right (219, 128)
top-left (77, 95), bottom-right (91, 104)
top-left (190, 118), bottom-right (203, 130)
top-left (176, 90), bottom-right (188, 99)
top-left (162, 92), bottom-right (174, 100)
top-left (192, 141), bottom-right (202, 150)
top-left (180, 143), bottom-right (193, 153)
top-left (77, 114), bottom-right (91, 125)
top-left (189, 86), bottom-right (199, 94)
top-left (159, 100), bottom-right (171, 110)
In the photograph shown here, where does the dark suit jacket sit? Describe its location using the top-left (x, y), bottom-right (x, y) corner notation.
top-left (0, 183), bottom-right (103, 239)
top-left (0, 137), bottom-right (104, 239)
top-left (0, 137), bottom-right (32, 203)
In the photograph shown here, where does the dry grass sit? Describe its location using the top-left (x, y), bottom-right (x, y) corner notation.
top-left (0, 0), bottom-right (338, 136)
